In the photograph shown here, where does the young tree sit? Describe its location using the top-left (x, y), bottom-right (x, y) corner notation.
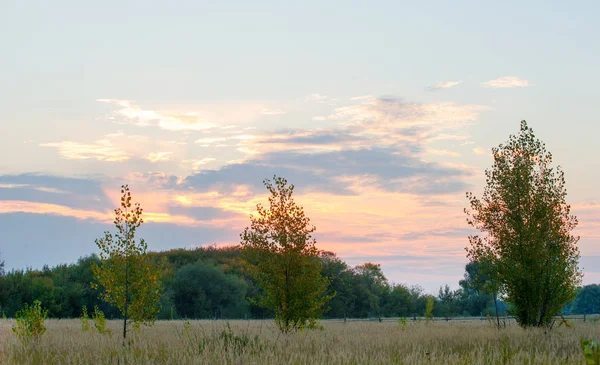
top-left (240, 176), bottom-right (332, 333)
top-left (91, 185), bottom-right (162, 343)
top-left (465, 120), bottom-right (582, 327)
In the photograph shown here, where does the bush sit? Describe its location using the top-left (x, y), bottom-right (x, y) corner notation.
top-left (92, 306), bottom-right (112, 336)
top-left (581, 338), bottom-right (600, 365)
top-left (12, 300), bottom-right (48, 343)
top-left (424, 298), bottom-right (434, 323)
top-left (80, 306), bottom-right (91, 331)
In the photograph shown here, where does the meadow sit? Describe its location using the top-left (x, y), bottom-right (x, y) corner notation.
top-left (1, 317), bottom-right (598, 364)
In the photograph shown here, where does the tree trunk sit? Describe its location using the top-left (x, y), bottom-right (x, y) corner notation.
top-left (123, 253), bottom-right (129, 346)
top-left (494, 291), bottom-right (500, 329)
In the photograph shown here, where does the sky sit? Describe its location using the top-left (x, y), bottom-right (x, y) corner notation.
top-left (1, 1), bottom-right (599, 294)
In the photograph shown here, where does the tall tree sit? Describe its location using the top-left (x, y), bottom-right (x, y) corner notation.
top-left (240, 176), bottom-right (332, 333)
top-left (465, 120), bottom-right (582, 327)
top-left (91, 185), bottom-right (163, 343)
top-left (353, 263), bottom-right (389, 317)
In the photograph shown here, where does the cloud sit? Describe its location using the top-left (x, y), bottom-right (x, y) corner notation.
top-left (0, 174), bottom-right (113, 210)
top-left (350, 95), bottom-right (375, 101)
top-left (481, 76), bottom-right (530, 88)
top-left (97, 99), bottom-right (217, 131)
top-left (3, 94), bottom-right (508, 289)
top-left (328, 98), bottom-right (488, 141)
top-left (181, 146), bottom-right (473, 197)
top-left (98, 99), bottom-right (278, 132)
top-left (146, 151), bottom-right (173, 163)
top-left (40, 140), bottom-right (130, 161)
top-left (40, 131), bottom-right (153, 162)
top-left (0, 200), bottom-right (112, 222)
top-left (261, 108), bottom-right (286, 115)
top-left (426, 81), bottom-right (462, 91)
top-left (225, 98), bottom-right (489, 162)
top-left (304, 94), bottom-right (329, 103)
top-left (181, 157), bottom-right (218, 171)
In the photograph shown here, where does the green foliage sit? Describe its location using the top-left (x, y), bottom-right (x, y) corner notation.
top-left (0, 246), bottom-right (527, 321)
top-left (424, 297), bottom-right (434, 323)
top-left (91, 185), bottom-right (163, 341)
top-left (397, 317), bottom-right (408, 331)
top-left (183, 318), bottom-right (191, 333)
top-left (12, 300), bottom-right (48, 343)
top-left (581, 338), bottom-right (600, 365)
top-left (80, 305), bottom-right (91, 331)
top-left (92, 305), bottom-right (111, 335)
top-left (466, 120), bottom-right (582, 327)
top-left (353, 262), bottom-right (389, 317)
top-left (572, 284), bottom-right (600, 314)
top-left (172, 262), bottom-right (248, 319)
top-left (240, 176), bottom-right (333, 333)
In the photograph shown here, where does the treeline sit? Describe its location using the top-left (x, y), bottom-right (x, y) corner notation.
top-left (0, 246), bottom-right (596, 319)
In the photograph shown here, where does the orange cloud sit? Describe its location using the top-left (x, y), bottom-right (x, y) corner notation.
top-left (0, 200), bottom-right (113, 222)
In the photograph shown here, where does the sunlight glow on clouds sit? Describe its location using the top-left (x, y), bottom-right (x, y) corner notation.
top-left (146, 151), bottom-right (173, 163)
top-left (5, 92), bottom-right (598, 291)
top-left (40, 140), bottom-right (130, 161)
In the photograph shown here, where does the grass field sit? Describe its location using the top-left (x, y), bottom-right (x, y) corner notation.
top-left (1, 318), bottom-right (599, 364)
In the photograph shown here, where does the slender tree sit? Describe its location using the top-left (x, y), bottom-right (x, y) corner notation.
top-left (240, 176), bottom-right (333, 333)
top-left (91, 185), bottom-right (163, 343)
top-left (465, 120), bottom-right (582, 327)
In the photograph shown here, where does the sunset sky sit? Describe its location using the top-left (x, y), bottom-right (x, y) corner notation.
top-left (1, 1), bottom-right (599, 293)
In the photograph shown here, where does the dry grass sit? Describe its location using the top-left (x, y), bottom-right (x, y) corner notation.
top-left (0, 318), bottom-right (599, 364)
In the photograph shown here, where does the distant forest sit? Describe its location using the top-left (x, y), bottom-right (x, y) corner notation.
top-left (0, 246), bottom-right (597, 320)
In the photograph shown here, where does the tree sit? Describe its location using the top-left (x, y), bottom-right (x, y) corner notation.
top-left (352, 263), bottom-right (389, 318)
top-left (459, 260), bottom-right (500, 324)
top-left (572, 284), bottom-right (600, 315)
top-left (384, 284), bottom-right (412, 317)
top-left (465, 120), bottom-right (582, 327)
top-left (437, 285), bottom-right (459, 319)
top-left (240, 176), bottom-right (332, 333)
top-left (319, 251), bottom-right (356, 319)
top-left (0, 252), bottom-right (5, 276)
top-left (172, 262), bottom-right (248, 319)
top-left (91, 185), bottom-right (163, 343)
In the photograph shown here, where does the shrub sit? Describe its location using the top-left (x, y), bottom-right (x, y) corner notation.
top-left (581, 338), bottom-right (600, 365)
top-left (80, 306), bottom-right (91, 331)
top-left (11, 300), bottom-right (48, 343)
top-left (424, 298), bottom-right (434, 323)
top-left (92, 306), bottom-right (112, 336)
top-left (397, 317), bottom-right (408, 330)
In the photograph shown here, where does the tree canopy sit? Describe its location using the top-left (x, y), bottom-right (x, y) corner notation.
top-left (240, 176), bottom-right (332, 332)
top-left (465, 120), bottom-right (582, 327)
